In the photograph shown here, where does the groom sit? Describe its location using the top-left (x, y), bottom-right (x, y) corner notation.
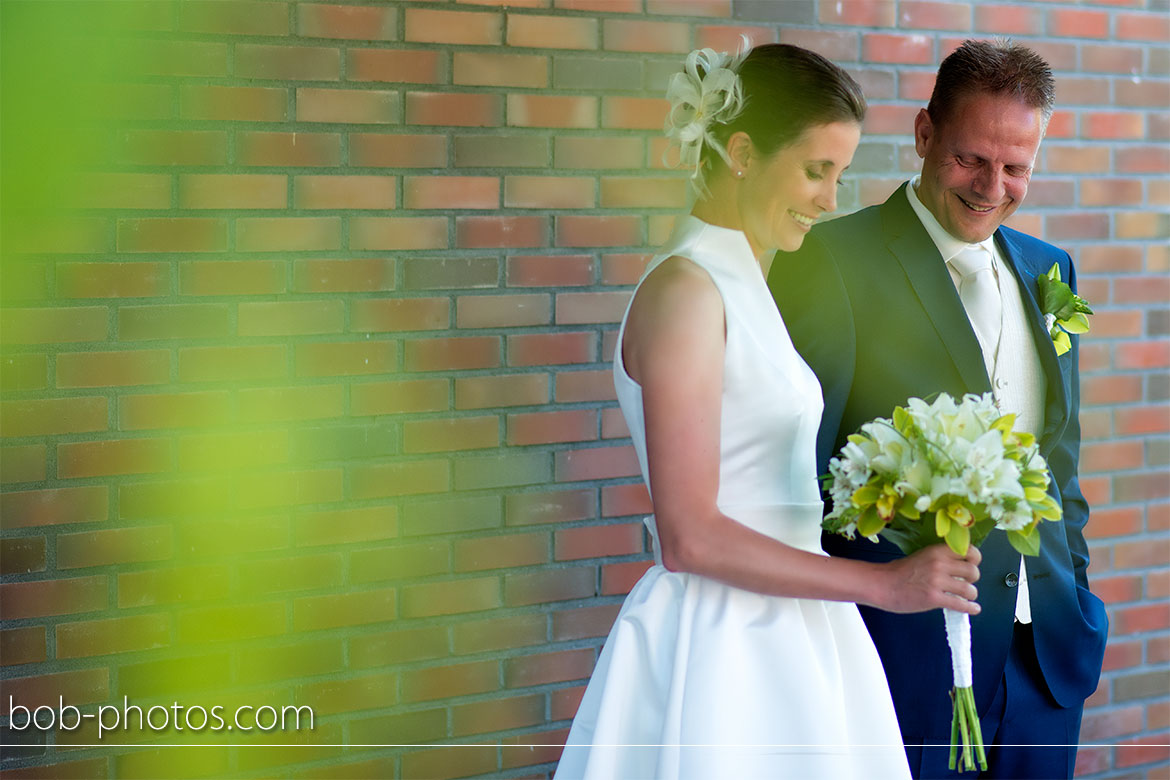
top-left (769, 40), bottom-right (1108, 778)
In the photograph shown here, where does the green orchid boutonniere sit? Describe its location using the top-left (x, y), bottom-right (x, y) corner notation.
top-left (1037, 263), bottom-right (1093, 356)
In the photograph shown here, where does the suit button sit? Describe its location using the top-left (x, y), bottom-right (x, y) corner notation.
top-left (1004, 572), bottom-right (1019, 588)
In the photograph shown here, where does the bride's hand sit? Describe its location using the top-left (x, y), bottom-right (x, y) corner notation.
top-left (877, 543), bottom-right (982, 615)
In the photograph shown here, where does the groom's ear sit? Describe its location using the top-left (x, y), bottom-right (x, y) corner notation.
top-left (913, 109), bottom-right (933, 159)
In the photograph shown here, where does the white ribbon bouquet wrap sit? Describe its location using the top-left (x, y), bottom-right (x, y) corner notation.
top-left (662, 44), bottom-right (747, 199)
top-left (822, 392), bottom-right (1062, 773)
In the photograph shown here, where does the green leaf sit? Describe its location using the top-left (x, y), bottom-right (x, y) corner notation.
top-left (1008, 526), bottom-right (1041, 556)
top-left (1052, 330), bottom-right (1071, 356)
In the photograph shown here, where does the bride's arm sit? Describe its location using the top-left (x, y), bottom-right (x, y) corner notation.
top-left (624, 257), bottom-right (981, 616)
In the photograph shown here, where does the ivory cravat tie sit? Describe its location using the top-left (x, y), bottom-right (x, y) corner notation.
top-left (950, 244), bottom-right (1002, 376)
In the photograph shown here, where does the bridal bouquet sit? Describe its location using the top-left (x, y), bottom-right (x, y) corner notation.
top-left (822, 392), bottom-right (1062, 772)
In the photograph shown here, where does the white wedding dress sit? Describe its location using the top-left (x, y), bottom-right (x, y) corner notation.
top-left (555, 217), bottom-right (911, 779)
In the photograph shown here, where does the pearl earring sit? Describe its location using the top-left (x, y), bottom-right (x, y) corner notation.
top-left (735, 170), bottom-right (744, 178)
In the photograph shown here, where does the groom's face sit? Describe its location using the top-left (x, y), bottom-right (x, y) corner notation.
top-left (914, 91), bottom-right (1045, 243)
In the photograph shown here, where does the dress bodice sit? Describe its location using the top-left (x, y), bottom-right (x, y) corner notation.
top-left (613, 217), bottom-right (825, 548)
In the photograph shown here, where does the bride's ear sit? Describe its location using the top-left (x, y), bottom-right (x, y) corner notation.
top-left (725, 131), bottom-right (754, 177)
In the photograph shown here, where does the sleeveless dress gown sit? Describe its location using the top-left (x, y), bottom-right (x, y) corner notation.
top-left (555, 217), bottom-right (911, 779)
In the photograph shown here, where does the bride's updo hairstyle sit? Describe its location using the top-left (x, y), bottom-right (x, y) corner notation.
top-left (665, 43), bottom-right (866, 198)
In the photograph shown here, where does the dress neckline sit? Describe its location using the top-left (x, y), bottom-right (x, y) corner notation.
top-left (671, 215), bottom-right (765, 284)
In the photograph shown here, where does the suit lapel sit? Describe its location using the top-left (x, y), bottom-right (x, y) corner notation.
top-left (993, 230), bottom-right (1070, 452)
top-left (881, 185), bottom-right (992, 394)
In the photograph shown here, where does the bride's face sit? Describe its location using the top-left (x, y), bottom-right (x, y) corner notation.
top-left (737, 121), bottom-right (861, 256)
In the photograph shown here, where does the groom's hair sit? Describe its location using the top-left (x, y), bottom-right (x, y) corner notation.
top-left (705, 43), bottom-right (866, 165)
top-left (927, 38), bottom-right (1055, 128)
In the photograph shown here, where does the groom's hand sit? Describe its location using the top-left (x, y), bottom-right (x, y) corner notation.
top-left (878, 544), bottom-right (982, 615)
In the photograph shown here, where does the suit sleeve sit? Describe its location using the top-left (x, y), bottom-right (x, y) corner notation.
top-left (767, 233), bottom-right (857, 476)
top-left (1050, 253), bottom-right (1092, 588)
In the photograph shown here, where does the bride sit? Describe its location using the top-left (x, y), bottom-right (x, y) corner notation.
top-left (555, 44), bottom-right (982, 779)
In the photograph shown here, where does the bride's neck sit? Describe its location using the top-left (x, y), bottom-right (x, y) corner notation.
top-left (689, 174), bottom-right (767, 269)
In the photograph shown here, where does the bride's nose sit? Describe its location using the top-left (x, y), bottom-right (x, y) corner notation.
top-left (814, 181), bottom-right (837, 214)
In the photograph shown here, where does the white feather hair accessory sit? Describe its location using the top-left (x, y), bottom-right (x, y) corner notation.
top-left (663, 41), bottom-right (749, 199)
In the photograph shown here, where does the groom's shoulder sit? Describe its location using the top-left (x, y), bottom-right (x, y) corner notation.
top-left (997, 223), bottom-right (1074, 270)
top-left (808, 202), bottom-right (884, 248)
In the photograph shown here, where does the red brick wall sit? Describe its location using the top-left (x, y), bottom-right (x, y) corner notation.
top-left (0, 1), bottom-right (1166, 778)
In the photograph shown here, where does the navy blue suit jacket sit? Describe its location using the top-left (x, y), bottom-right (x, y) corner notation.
top-left (768, 183), bottom-right (1108, 740)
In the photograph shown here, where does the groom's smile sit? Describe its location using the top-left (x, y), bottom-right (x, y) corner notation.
top-left (913, 91), bottom-right (1045, 244)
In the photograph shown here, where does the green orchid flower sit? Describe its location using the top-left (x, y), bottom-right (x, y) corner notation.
top-left (1037, 263), bottom-right (1093, 356)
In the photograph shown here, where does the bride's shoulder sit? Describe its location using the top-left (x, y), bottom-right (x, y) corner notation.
top-left (633, 255), bottom-right (721, 317)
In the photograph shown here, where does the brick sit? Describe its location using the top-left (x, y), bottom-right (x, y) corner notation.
top-left (406, 176), bottom-right (499, 210)
top-left (1116, 341), bottom-right (1170, 369)
top-left (297, 87), bottom-right (398, 124)
top-left (1084, 111), bottom-right (1145, 139)
top-left (351, 297), bottom-right (448, 331)
top-left (453, 532), bottom-right (549, 572)
top-left (1117, 11), bottom-right (1170, 42)
top-left (115, 129), bottom-right (226, 166)
top-left (404, 494), bottom-right (501, 537)
top-left (602, 19), bottom-right (688, 53)
top-left (1082, 44), bottom-right (1143, 74)
top-left (454, 52), bottom-right (547, 89)
top-left (178, 602), bottom-right (286, 643)
top-left (1113, 537), bottom-right (1170, 569)
top-left (508, 333), bottom-right (597, 368)
top-left (238, 300), bottom-right (344, 336)
top-left (403, 415), bottom-right (498, 453)
top-left (4, 668), bottom-right (109, 709)
top-left (66, 172), bottom-right (171, 209)
top-left (457, 216), bottom-right (548, 248)
top-left (178, 344), bottom-right (287, 383)
top-left (237, 43), bottom-right (339, 81)
top-left (1081, 178), bottom-right (1144, 207)
top-left (294, 670), bottom-right (396, 716)
top-left (1116, 145), bottom-right (1170, 174)
top-left (555, 291), bottom-right (631, 325)
top-left (404, 660), bottom-right (502, 705)
top-left (237, 385), bottom-right (345, 423)
top-left (1081, 440), bottom-right (1145, 473)
top-left (455, 373), bottom-right (549, 409)
top-left (507, 14), bottom-right (598, 49)
top-left (117, 564), bottom-right (231, 607)
top-left (1, 626), bottom-right (46, 665)
top-left (1117, 212), bottom-right (1170, 240)
top-left (0, 444), bottom-right (47, 485)
top-left (506, 648), bottom-right (595, 688)
top-left (505, 566), bottom-right (595, 606)
top-left (556, 522), bottom-right (644, 561)
top-left (1089, 573), bottom-right (1143, 604)
top-left (505, 176), bottom-right (595, 209)
top-left (117, 217), bottom-right (227, 253)
top-left (290, 176), bottom-right (395, 210)
top-left (453, 613), bottom-right (547, 655)
top-left (0, 306), bottom-right (105, 344)
top-left (0, 536), bottom-right (45, 574)
top-left (179, 0), bottom-right (287, 35)
top-left (897, 1), bottom-right (970, 31)
top-left (350, 541), bottom-right (448, 584)
top-left (180, 84), bottom-right (286, 121)
top-left (351, 459), bottom-right (450, 499)
top-left (347, 134), bottom-right (442, 169)
top-left (556, 216), bottom-right (642, 249)
top-left (556, 445), bottom-right (641, 482)
top-left (118, 303), bottom-right (231, 340)
top-left (455, 134), bottom-right (547, 168)
top-left (600, 176), bottom-right (687, 209)
top-left (1, 485), bottom-right (108, 529)
top-left (602, 407), bottom-right (632, 440)
top-left (1, 397), bottom-right (107, 437)
top-left (407, 91), bottom-right (502, 127)
top-left (1114, 472), bottom-right (1170, 503)
top-left (289, 422), bottom-right (396, 464)
top-left (238, 552), bottom-right (343, 596)
top-left (602, 96), bottom-right (667, 130)
top-left (1082, 374), bottom-right (1143, 405)
top-left (56, 614), bottom-right (169, 659)
top-left (0, 354), bottom-right (44, 393)
top-left (863, 33), bottom-right (933, 64)
top-left (974, 4), bottom-right (1043, 35)
top-left (1117, 276), bottom-right (1170, 304)
top-left (237, 131), bottom-right (341, 167)
top-left (58, 525), bottom-right (172, 569)
top-left (55, 261), bottom-right (167, 299)
top-left (1049, 8), bottom-right (1109, 38)
top-left (454, 451), bottom-right (552, 490)
top-left (1079, 705), bottom-right (1144, 741)
top-left (554, 54), bottom-right (643, 91)
top-left (180, 259), bottom-right (286, 296)
top-left (453, 694), bottom-right (544, 737)
top-left (501, 728), bottom-right (570, 769)
top-left (1115, 78), bottom-right (1170, 108)
top-left (405, 336), bottom-right (499, 371)
top-left (347, 48), bottom-right (444, 85)
top-left (507, 489), bottom-right (596, 527)
top-left (553, 603), bottom-right (621, 642)
top-left (508, 94), bottom-right (598, 129)
top-left (602, 559), bottom-right (653, 594)
top-left (555, 136), bottom-right (643, 169)
top-left (556, 369), bottom-right (618, 403)
top-left (1044, 213), bottom-right (1109, 241)
top-left (1115, 734), bottom-right (1170, 768)
top-left (57, 438), bottom-right (170, 479)
top-left (176, 173), bottom-right (285, 210)
top-left (298, 3), bottom-right (396, 40)
top-left (1101, 638), bottom-right (1144, 672)
top-left (293, 587), bottom-right (397, 631)
top-left (457, 293), bottom-right (550, 328)
top-left (351, 216), bottom-right (448, 251)
top-left (405, 7), bottom-right (501, 44)
top-left (238, 215), bottom-right (343, 251)
top-left (553, 684), bottom-right (586, 721)
top-left (351, 378), bottom-right (448, 416)
top-left (402, 576), bottom-right (500, 618)
top-left (296, 340), bottom-right (396, 378)
top-left (0, 570), bottom-right (106, 617)
top-left (508, 255), bottom-right (594, 288)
